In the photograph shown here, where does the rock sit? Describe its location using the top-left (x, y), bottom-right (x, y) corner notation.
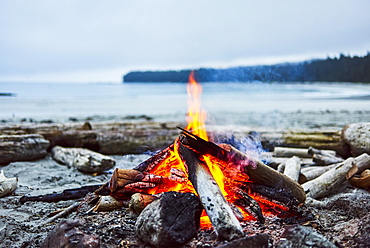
top-left (216, 234), bottom-right (271, 248)
top-left (0, 134), bottom-right (50, 165)
top-left (276, 225), bottom-right (336, 248)
top-left (135, 191), bottom-right (202, 247)
top-left (41, 219), bottom-right (99, 248)
top-left (51, 146), bottom-right (115, 173)
top-left (342, 123), bottom-right (370, 156)
top-left (0, 170), bottom-right (18, 197)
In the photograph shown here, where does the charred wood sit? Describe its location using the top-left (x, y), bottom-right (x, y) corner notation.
top-left (19, 184), bottom-right (102, 203)
top-left (219, 144), bottom-right (306, 204)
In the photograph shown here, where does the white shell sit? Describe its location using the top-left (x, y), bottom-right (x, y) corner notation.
top-left (0, 170), bottom-right (18, 197)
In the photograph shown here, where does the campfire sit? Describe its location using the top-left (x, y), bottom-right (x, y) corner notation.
top-left (105, 72), bottom-right (306, 242)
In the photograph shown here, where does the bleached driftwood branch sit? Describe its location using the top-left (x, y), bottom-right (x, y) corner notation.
top-left (51, 146), bottom-right (115, 173)
top-left (302, 153), bottom-right (370, 199)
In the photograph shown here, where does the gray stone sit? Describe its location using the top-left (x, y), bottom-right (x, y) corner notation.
top-left (342, 123), bottom-right (370, 156)
top-left (135, 191), bottom-right (202, 247)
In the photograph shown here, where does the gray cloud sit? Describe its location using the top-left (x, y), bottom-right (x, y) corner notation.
top-left (0, 0), bottom-right (369, 81)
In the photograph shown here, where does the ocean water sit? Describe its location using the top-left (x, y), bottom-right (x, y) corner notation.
top-left (1, 82), bottom-right (370, 128)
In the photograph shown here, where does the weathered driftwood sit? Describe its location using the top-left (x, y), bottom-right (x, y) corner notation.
top-left (302, 153), bottom-right (370, 199)
top-left (179, 142), bottom-right (243, 241)
top-left (129, 193), bottom-right (159, 214)
top-left (135, 192), bottom-right (202, 248)
top-left (51, 146), bottom-right (115, 173)
top-left (301, 164), bottom-right (338, 181)
top-left (274, 147), bottom-right (313, 158)
top-left (0, 170), bottom-right (18, 197)
top-left (93, 195), bottom-right (123, 212)
top-left (281, 156), bottom-right (301, 182)
top-left (0, 134), bottom-right (49, 165)
top-left (312, 153), bottom-right (344, 165)
top-left (218, 144), bottom-right (306, 203)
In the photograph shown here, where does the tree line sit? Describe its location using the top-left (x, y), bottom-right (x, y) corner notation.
top-left (123, 52), bottom-right (370, 83)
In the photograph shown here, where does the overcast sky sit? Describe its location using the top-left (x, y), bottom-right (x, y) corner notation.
top-left (1, 0), bottom-right (369, 83)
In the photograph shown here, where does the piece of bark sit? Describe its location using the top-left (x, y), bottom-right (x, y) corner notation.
top-left (129, 193), bottom-right (159, 214)
top-left (281, 156), bottom-right (301, 182)
top-left (93, 195), bottom-right (124, 211)
top-left (41, 219), bottom-right (100, 248)
top-left (219, 144), bottom-right (306, 203)
top-left (179, 142), bottom-right (243, 241)
top-left (135, 191), bottom-right (202, 248)
top-left (0, 170), bottom-right (18, 197)
top-left (51, 146), bottom-right (115, 173)
top-left (348, 169), bottom-right (370, 188)
top-left (302, 153), bottom-right (370, 199)
top-left (0, 134), bottom-right (50, 165)
top-left (109, 168), bottom-right (144, 191)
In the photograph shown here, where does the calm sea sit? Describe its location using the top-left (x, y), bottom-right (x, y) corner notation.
top-left (1, 82), bottom-right (370, 128)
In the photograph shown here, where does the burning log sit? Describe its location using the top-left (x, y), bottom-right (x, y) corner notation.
top-left (218, 144), bottom-right (306, 203)
top-left (178, 127), bottom-right (306, 203)
top-left (178, 141), bottom-right (244, 241)
top-left (302, 153), bottom-right (370, 199)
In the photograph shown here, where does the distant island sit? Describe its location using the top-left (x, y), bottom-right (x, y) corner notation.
top-left (123, 53), bottom-right (370, 83)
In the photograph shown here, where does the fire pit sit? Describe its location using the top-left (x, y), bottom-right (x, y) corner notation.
top-left (101, 72), bottom-right (308, 246)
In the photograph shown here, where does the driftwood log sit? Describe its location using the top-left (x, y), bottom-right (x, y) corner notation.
top-left (280, 156), bottom-right (301, 182)
top-left (51, 146), bottom-right (116, 173)
top-left (0, 134), bottom-right (49, 165)
top-left (179, 142), bottom-right (243, 241)
top-left (302, 153), bottom-right (370, 199)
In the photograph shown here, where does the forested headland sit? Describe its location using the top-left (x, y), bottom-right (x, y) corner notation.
top-left (123, 53), bottom-right (370, 83)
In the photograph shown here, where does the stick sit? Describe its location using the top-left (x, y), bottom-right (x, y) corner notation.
top-left (179, 141), bottom-right (243, 241)
top-left (40, 202), bottom-right (80, 226)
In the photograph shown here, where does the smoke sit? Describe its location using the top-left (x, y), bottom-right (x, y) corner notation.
top-left (212, 131), bottom-right (265, 161)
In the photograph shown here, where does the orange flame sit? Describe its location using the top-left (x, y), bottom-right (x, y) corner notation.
top-left (141, 71), bottom-right (290, 228)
